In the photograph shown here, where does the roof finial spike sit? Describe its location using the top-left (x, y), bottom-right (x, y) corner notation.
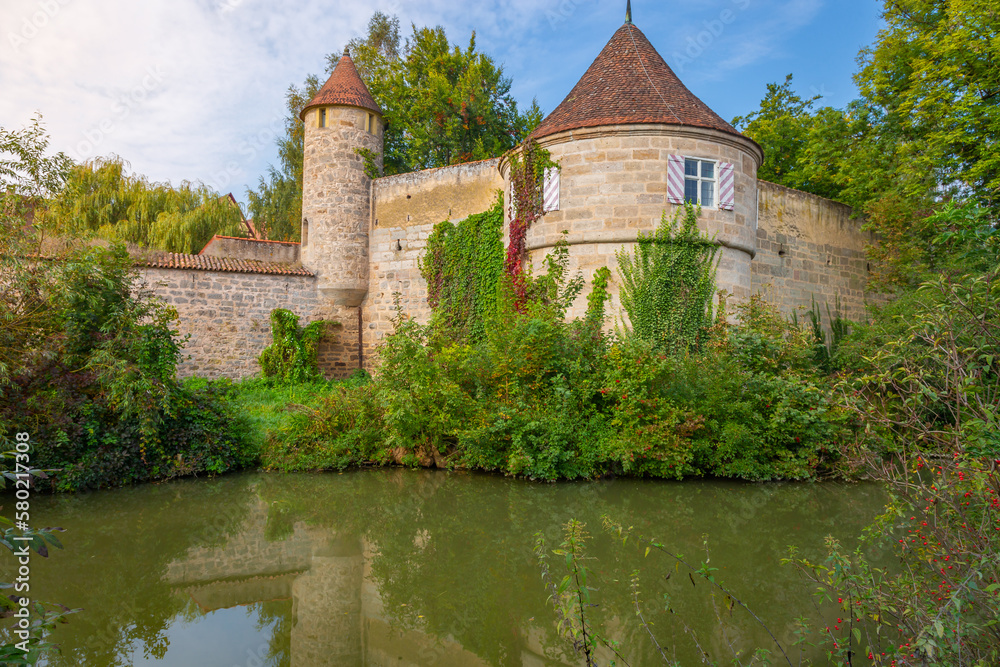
top-left (343, 46), bottom-right (350, 57)
top-left (625, 0), bottom-right (632, 24)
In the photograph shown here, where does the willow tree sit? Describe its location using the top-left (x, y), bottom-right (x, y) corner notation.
top-left (46, 157), bottom-right (246, 254)
top-left (616, 203), bottom-right (720, 354)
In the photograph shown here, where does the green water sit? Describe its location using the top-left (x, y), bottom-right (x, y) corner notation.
top-left (1, 470), bottom-right (887, 666)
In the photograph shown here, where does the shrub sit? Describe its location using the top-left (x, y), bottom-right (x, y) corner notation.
top-left (0, 244), bottom-right (256, 491)
top-left (258, 308), bottom-right (332, 384)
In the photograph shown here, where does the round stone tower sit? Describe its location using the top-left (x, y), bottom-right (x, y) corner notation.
top-left (501, 13), bottom-right (763, 321)
top-left (299, 48), bottom-right (384, 306)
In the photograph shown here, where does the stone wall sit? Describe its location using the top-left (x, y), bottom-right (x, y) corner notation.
top-left (360, 159), bottom-right (504, 369)
top-left (142, 267), bottom-right (361, 379)
top-left (752, 180), bottom-right (879, 324)
top-left (199, 235), bottom-right (300, 264)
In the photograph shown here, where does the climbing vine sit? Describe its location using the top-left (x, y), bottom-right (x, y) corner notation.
top-left (353, 147), bottom-right (382, 179)
top-left (258, 309), bottom-right (333, 383)
top-left (616, 202), bottom-right (720, 353)
top-left (419, 193), bottom-right (505, 342)
top-left (506, 139), bottom-right (557, 311)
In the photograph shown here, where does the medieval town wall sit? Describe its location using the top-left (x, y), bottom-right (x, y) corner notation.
top-left (359, 158), bottom-right (505, 367)
top-left (752, 180), bottom-right (878, 324)
top-left (372, 158), bottom-right (503, 230)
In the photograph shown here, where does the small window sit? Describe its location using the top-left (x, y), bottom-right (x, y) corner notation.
top-left (366, 113), bottom-right (375, 133)
top-left (684, 158), bottom-right (715, 208)
top-left (318, 108), bottom-right (326, 128)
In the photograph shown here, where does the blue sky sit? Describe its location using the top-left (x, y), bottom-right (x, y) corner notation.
top-left (0, 0), bottom-right (883, 213)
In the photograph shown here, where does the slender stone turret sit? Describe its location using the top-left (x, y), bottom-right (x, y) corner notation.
top-left (299, 48), bottom-right (384, 306)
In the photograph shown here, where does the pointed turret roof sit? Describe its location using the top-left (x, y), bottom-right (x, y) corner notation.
top-left (531, 23), bottom-right (741, 140)
top-left (300, 48), bottom-right (382, 120)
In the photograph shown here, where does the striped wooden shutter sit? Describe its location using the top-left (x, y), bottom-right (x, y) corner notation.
top-left (667, 155), bottom-right (685, 204)
top-left (719, 162), bottom-right (735, 210)
top-left (543, 167), bottom-right (560, 212)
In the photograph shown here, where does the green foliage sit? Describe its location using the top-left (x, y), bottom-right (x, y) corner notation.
top-left (258, 309), bottom-right (331, 384)
top-left (857, 0), bottom-right (1000, 210)
top-left (270, 246), bottom-right (837, 482)
top-left (0, 112), bottom-right (72, 203)
top-left (617, 202), bottom-right (720, 354)
top-left (842, 271), bottom-right (1000, 457)
top-left (45, 157), bottom-right (246, 254)
top-left (419, 193), bottom-right (504, 343)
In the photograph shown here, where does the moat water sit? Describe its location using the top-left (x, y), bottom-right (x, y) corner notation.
top-left (1, 470), bottom-right (888, 666)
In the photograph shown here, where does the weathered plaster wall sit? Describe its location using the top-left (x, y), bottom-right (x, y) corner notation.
top-left (752, 181), bottom-right (878, 323)
top-left (372, 158), bottom-right (503, 230)
top-left (517, 124), bottom-right (761, 324)
top-left (200, 236), bottom-right (300, 264)
top-left (142, 268), bottom-right (361, 379)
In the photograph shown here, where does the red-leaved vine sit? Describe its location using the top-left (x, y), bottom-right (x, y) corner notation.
top-left (505, 139), bottom-right (556, 312)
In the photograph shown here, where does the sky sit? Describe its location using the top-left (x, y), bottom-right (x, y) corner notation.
top-left (0, 0), bottom-right (884, 212)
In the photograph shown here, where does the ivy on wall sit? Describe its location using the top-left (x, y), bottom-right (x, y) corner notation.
top-left (616, 202), bottom-right (720, 353)
top-left (419, 193), bottom-right (505, 342)
top-left (506, 139), bottom-right (557, 311)
top-left (258, 309), bottom-right (334, 383)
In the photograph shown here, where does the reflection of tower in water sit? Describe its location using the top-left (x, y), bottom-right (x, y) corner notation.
top-left (290, 536), bottom-right (364, 665)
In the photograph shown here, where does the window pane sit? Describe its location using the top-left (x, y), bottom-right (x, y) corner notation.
top-left (685, 159), bottom-right (698, 177)
top-left (701, 161), bottom-right (714, 179)
top-left (701, 181), bottom-right (715, 208)
top-left (685, 179), bottom-right (699, 204)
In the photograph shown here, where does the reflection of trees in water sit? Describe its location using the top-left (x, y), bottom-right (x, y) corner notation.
top-left (0, 470), bottom-right (885, 666)
top-left (254, 600), bottom-right (292, 667)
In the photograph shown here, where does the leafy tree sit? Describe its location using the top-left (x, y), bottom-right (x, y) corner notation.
top-left (856, 0), bottom-right (1000, 210)
top-left (0, 113), bottom-right (72, 257)
top-left (732, 75), bottom-right (821, 190)
top-left (733, 76), bottom-right (899, 209)
top-left (346, 20), bottom-right (542, 172)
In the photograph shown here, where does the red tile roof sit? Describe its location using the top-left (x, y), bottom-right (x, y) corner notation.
top-left (139, 252), bottom-right (313, 276)
top-left (531, 23), bottom-right (745, 140)
top-left (300, 49), bottom-right (382, 120)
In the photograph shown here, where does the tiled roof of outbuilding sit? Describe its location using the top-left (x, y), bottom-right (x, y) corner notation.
top-left (139, 252), bottom-right (313, 276)
top-left (531, 23), bottom-right (743, 140)
top-left (300, 48), bottom-right (382, 120)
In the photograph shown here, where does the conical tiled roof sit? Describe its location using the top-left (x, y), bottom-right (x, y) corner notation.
top-left (300, 49), bottom-right (382, 120)
top-left (531, 23), bottom-right (741, 139)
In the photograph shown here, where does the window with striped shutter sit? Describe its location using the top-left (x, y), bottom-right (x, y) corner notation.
top-left (543, 167), bottom-right (560, 212)
top-left (667, 155), bottom-right (685, 204)
top-left (719, 162), bottom-right (735, 210)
